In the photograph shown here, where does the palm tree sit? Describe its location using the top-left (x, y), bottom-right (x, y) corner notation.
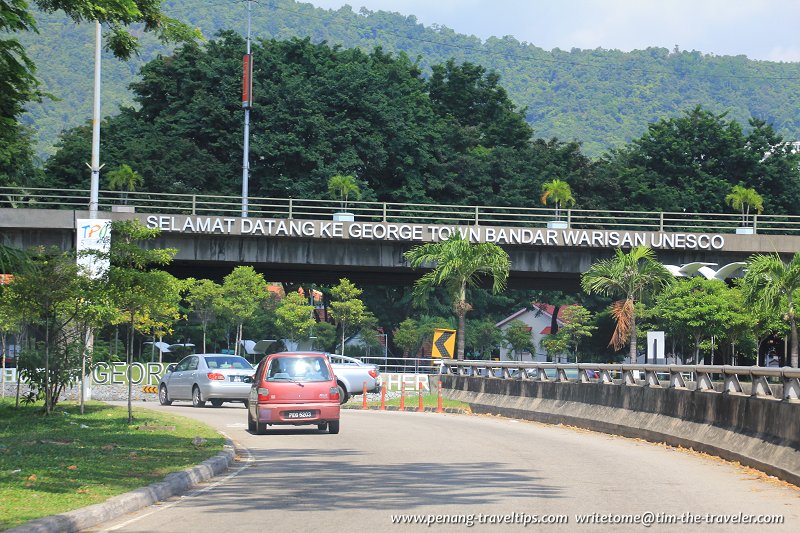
top-left (540, 179), bottom-right (576, 221)
top-left (580, 246), bottom-right (673, 363)
top-left (107, 164), bottom-right (144, 205)
top-left (725, 185), bottom-right (763, 227)
top-left (0, 242), bottom-right (30, 276)
top-left (404, 233), bottom-right (510, 360)
top-left (327, 174), bottom-right (361, 212)
top-left (741, 252), bottom-right (800, 368)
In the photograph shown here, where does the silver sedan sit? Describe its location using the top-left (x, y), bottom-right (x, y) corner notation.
top-left (158, 354), bottom-right (255, 408)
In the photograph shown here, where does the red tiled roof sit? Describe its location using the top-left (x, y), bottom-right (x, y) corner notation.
top-left (533, 302), bottom-right (579, 322)
top-left (266, 284), bottom-right (284, 297)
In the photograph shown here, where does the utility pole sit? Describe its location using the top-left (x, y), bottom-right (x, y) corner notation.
top-left (241, 0), bottom-right (253, 217)
top-left (81, 19), bottom-right (103, 415)
top-left (89, 20), bottom-right (102, 218)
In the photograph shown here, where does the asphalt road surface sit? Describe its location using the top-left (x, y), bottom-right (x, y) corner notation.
top-left (88, 401), bottom-right (800, 532)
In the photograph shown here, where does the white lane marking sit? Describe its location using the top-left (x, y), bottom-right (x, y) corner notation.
top-left (99, 432), bottom-right (254, 532)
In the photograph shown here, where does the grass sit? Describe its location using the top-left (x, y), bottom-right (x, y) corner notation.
top-left (348, 393), bottom-right (469, 410)
top-left (0, 399), bottom-right (224, 530)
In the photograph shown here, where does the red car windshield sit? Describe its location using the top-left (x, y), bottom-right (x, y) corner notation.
top-left (266, 356), bottom-right (331, 382)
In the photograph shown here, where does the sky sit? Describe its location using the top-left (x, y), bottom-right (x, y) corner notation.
top-left (305, 0), bottom-right (800, 62)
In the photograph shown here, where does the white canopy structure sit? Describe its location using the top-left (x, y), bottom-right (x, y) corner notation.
top-left (663, 262), bottom-right (747, 281)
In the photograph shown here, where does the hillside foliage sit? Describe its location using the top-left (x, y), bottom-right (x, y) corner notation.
top-left (18, 0), bottom-right (800, 159)
top-left (44, 33), bottom-right (800, 218)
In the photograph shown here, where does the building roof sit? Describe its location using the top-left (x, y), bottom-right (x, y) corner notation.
top-left (495, 308), bottom-right (528, 328)
top-left (495, 303), bottom-right (576, 329)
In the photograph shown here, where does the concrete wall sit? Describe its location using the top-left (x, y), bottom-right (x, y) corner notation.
top-left (442, 376), bottom-right (800, 486)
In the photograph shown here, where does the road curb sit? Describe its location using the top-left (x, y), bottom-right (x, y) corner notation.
top-left (7, 439), bottom-right (237, 533)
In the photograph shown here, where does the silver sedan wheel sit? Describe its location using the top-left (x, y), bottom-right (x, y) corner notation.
top-left (192, 386), bottom-right (206, 407)
top-left (159, 385), bottom-right (172, 406)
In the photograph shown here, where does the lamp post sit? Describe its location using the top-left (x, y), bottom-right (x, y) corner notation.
top-left (241, 0), bottom-right (253, 217)
top-left (88, 20), bottom-right (102, 218)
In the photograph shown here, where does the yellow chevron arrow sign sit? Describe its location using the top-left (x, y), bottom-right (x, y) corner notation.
top-left (432, 328), bottom-right (456, 359)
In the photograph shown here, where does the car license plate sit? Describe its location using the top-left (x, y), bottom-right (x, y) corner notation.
top-left (230, 376), bottom-right (241, 382)
top-left (286, 410), bottom-right (313, 419)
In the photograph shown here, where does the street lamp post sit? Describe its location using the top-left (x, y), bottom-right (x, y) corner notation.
top-left (241, 0), bottom-right (253, 217)
top-left (88, 20), bottom-right (102, 218)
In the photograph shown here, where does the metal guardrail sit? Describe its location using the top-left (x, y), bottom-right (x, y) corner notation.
top-left (440, 360), bottom-right (800, 402)
top-left (360, 357), bottom-right (443, 375)
top-left (4, 187), bottom-right (800, 235)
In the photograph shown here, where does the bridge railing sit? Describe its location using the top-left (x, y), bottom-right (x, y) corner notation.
top-left (440, 360), bottom-right (800, 402)
top-left (360, 356), bottom-right (444, 375)
top-left (4, 186), bottom-right (800, 235)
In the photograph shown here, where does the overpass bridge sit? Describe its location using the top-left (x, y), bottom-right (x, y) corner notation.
top-left (2, 187), bottom-right (800, 288)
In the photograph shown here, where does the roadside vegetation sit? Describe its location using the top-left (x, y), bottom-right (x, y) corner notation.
top-left (347, 393), bottom-right (469, 411)
top-left (3, 5), bottom-right (800, 383)
top-left (0, 399), bottom-right (224, 530)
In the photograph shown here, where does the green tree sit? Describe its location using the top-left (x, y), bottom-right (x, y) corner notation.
top-left (185, 278), bottom-right (223, 353)
top-left (742, 294), bottom-right (788, 366)
top-left (221, 266), bottom-right (266, 359)
top-left (106, 163), bottom-right (144, 205)
top-left (44, 33), bottom-right (580, 210)
top-left (428, 59), bottom-right (532, 150)
top-left (465, 318), bottom-right (503, 359)
top-left (0, 241), bottom-right (31, 275)
top-left (580, 246), bottom-right (673, 363)
top-left (392, 315), bottom-right (451, 358)
top-left (556, 305), bottom-right (597, 362)
top-left (1, 0), bottom-right (199, 117)
top-left (741, 253), bottom-right (800, 368)
top-left (582, 106), bottom-right (800, 216)
top-left (274, 291), bottom-right (315, 347)
top-left (393, 318), bottom-right (419, 357)
top-left (652, 278), bottom-right (743, 364)
top-left (540, 179), bottom-right (575, 221)
top-left (7, 248), bottom-right (106, 414)
top-left (1, 1), bottom-right (200, 176)
top-left (0, 285), bottom-right (23, 398)
top-left (503, 320), bottom-right (534, 361)
top-left (540, 332), bottom-right (570, 363)
top-left (137, 274), bottom-right (185, 363)
top-left (311, 320), bottom-right (337, 352)
top-left (405, 233), bottom-right (510, 360)
top-left (0, 124), bottom-right (41, 188)
top-left (329, 278), bottom-right (374, 356)
top-left (725, 184), bottom-right (763, 228)
top-left (105, 219), bottom-right (177, 422)
top-left (327, 174), bottom-right (361, 212)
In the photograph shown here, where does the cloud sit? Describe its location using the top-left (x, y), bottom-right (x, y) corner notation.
top-left (765, 46), bottom-right (800, 63)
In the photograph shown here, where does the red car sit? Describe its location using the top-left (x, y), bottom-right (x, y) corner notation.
top-left (247, 352), bottom-right (341, 434)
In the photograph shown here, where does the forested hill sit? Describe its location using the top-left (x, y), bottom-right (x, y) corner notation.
top-left (21, 0), bottom-right (800, 158)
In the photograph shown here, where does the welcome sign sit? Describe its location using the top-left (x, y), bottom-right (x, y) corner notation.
top-left (145, 215), bottom-right (726, 251)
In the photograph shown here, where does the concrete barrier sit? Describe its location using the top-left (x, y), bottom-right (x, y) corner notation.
top-left (442, 375), bottom-right (800, 487)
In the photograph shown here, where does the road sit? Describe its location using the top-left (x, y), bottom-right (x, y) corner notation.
top-left (89, 401), bottom-right (800, 532)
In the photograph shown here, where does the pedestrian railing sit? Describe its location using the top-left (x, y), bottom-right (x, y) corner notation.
top-left (360, 357), bottom-right (443, 375)
top-left (4, 186), bottom-right (800, 235)
top-left (440, 360), bottom-right (800, 402)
